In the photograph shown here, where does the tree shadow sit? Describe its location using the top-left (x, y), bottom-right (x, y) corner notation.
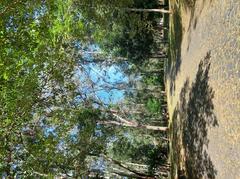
top-left (166, 3), bottom-right (183, 95)
top-left (182, 0), bottom-right (213, 51)
top-left (169, 79), bottom-right (190, 179)
top-left (182, 0), bottom-right (213, 30)
top-left (170, 51), bottom-right (218, 178)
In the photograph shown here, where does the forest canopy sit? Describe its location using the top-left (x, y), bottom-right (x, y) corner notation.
top-left (0, 0), bottom-right (170, 178)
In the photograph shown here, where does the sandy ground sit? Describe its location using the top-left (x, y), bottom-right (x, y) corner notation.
top-left (167, 0), bottom-right (240, 178)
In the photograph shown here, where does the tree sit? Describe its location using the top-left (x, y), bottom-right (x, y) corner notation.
top-left (126, 8), bottom-right (171, 14)
top-left (98, 120), bottom-right (168, 131)
top-left (0, 0), bottom-right (170, 177)
top-left (105, 132), bottom-right (169, 178)
top-left (0, 1), bottom-right (106, 177)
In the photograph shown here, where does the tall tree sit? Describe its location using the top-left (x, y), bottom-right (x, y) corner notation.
top-left (0, 0), bottom-right (170, 177)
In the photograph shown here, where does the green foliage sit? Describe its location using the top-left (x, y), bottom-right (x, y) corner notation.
top-left (0, 0), bottom-right (104, 177)
top-left (0, 0), bottom-right (169, 177)
top-left (146, 98), bottom-right (162, 113)
top-left (143, 75), bottom-right (165, 87)
top-left (109, 134), bottom-right (168, 174)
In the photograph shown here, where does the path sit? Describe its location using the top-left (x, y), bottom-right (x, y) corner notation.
top-left (167, 0), bottom-right (240, 178)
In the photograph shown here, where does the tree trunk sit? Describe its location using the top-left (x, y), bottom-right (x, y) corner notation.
top-left (113, 170), bottom-right (153, 179)
top-left (98, 120), bottom-right (168, 131)
top-left (156, 24), bottom-right (169, 30)
top-left (102, 155), bottom-right (156, 179)
top-left (126, 8), bottom-right (171, 14)
top-left (150, 55), bottom-right (168, 59)
top-left (89, 154), bottom-right (157, 178)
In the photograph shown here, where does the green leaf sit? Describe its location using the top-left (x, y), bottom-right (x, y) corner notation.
top-left (3, 71), bottom-right (8, 80)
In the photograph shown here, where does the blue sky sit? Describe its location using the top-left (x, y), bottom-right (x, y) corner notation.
top-left (90, 64), bottom-right (128, 104)
top-left (78, 44), bottom-right (129, 105)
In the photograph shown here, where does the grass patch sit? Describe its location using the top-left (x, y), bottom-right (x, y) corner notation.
top-left (166, 0), bottom-right (185, 178)
top-left (167, 1), bottom-right (182, 83)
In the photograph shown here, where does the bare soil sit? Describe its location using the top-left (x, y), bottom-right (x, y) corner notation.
top-left (167, 0), bottom-right (240, 178)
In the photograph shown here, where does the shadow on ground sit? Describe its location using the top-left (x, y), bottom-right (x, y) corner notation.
top-left (166, 0), bottom-right (215, 91)
top-left (182, 0), bottom-right (213, 30)
top-left (181, 0), bottom-right (213, 51)
top-left (170, 51), bottom-right (218, 178)
top-left (166, 3), bottom-right (183, 95)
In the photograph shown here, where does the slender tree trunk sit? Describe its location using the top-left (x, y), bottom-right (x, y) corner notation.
top-left (76, 3), bottom-right (171, 14)
top-left (124, 162), bottom-right (148, 168)
top-left (88, 154), bottom-right (156, 178)
top-left (113, 170), bottom-right (152, 179)
top-left (156, 25), bottom-right (169, 30)
top-left (98, 120), bottom-right (168, 131)
top-left (150, 55), bottom-right (168, 59)
top-left (126, 8), bottom-right (171, 14)
top-left (102, 155), bottom-right (156, 179)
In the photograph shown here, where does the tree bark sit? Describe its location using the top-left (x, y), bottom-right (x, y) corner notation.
top-left (102, 155), bottom-right (156, 179)
top-left (98, 120), bottom-right (168, 131)
top-left (126, 8), bottom-right (171, 14)
top-left (150, 55), bottom-right (168, 59)
top-left (112, 170), bottom-right (151, 179)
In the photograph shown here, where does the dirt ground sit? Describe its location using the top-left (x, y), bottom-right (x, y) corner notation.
top-left (166, 0), bottom-right (240, 178)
